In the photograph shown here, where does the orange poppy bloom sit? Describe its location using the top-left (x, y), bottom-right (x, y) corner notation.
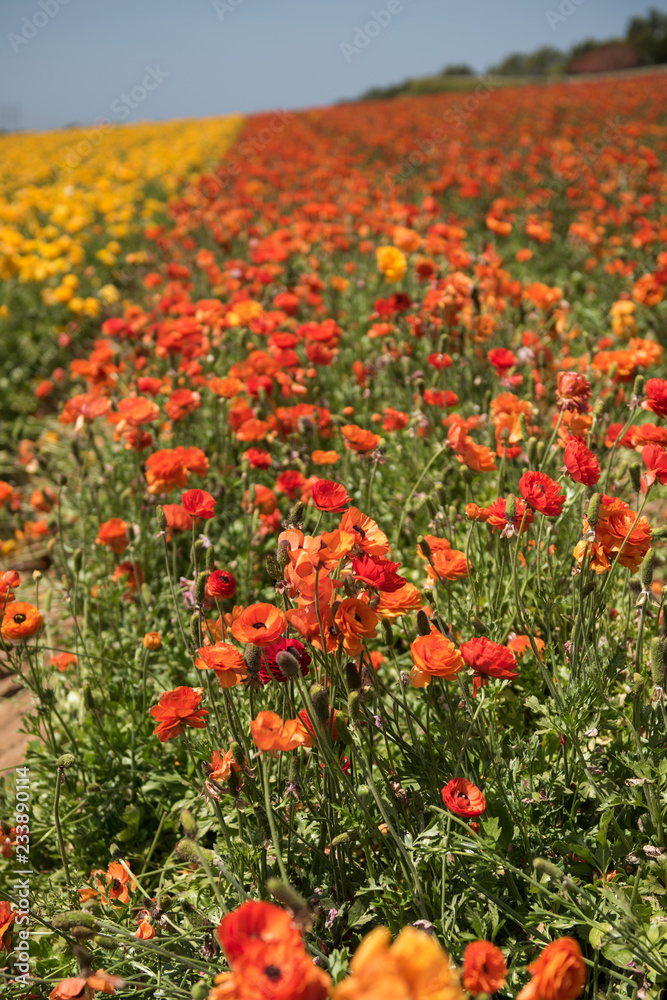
top-left (376, 582), bottom-right (424, 621)
top-left (117, 396), bottom-right (160, 426)
top-left (231, 604), bottom-right (286, 647)
top-left (311, 449), bottom-right (339, 465)
top-left (410, 628), bottom-right (464, 686)
top-left (216, 899), bottom-right (302, 963)
top-left (517, 937), bottom-right (586, 1000)
top-left (341, 424), bottom-right (381, 454)
top-left (427, 547), bottom-right (469, 582)
top-left (209, 375), bottom-right (244, 398)
top-left (0, 900), bottom-right (15, 953)
top-left (148, 686), bottom-right (208, 742)
top-left (250, 711), bottom-right (313, 753)
top-left (334, 597), bottom-right (379, 655)
top-left (376, 245), bottom-right (407, 283)
top-left (463, 940), bottom-right (507, 996)
top-left (195, 643), bottom-right (247, 688)
top-left (340, 507), bottom-right (389, 556)
top-left (1, 602), bottom-right (44, 642)
top-left (51, 652), bottom-right (78, 672)
top-left (332, 925), bottom-right (466, 1000)
top-left (95, 518), bottom-right (129, 554)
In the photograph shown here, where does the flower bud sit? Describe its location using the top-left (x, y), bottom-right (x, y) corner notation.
top-left (425, 498), bottom-right (438, 520)
top-left (174, 839), bottom-right (215, 866)
top-left (56, 754), bottom-right (76, 769)
top-left (335, 716), bottom-right (353, 745)
top-left (190, 612), bottom-right (202, 648)
top-left (587, 493), bottom-right (601, 528)
top-left (195, 572), bottom-right (209, 604)
top-left (288, 501), bottom-right (305, 527)
top-left (526, 436), bottom-right (537, 463)
top-left (277, 540), bottom-right (290, 568)
top-left (505, 494), bottom-right (517, 522)
top-left (532, 858), bottom-right (563, 880)
top-left (156, 505), bottom-right (167, 532)
top-left (345, 660), bottom-right (361, 691)
top-left (536, 441), bottom-right (546, 463)
top-left (265, 553), bottom-right (282, 581)
top-left (72, 549), bottom-right (82, 574)
top-left (191, 984), bottom-right (209, 1000)
top-left (416, 610), bottom-right (431, 637)
top-left (518, 413), bottom-right (528, 440)
top-left (633, 374), bottom-right (645, 400)
top-left (267, 878), bottom-right (307, 912)
top-left (83, 683), bottom-right (96, 711)
top-left (205, 546), bottom-right (215, 570)
top-left (244, 643), bottom-right (262, 674)
top-left (593, 398), bottom-right (604, 418)
top-left (629, 463), bottom-right (642, 494)
top-left (230, 742), bottom-right (245, 768)
top-left (180, 809), bottom-right (198, 840)
top-left (381, 618), bottom-right (394, 646)
top-left (651, 637), bottom-right (664, 687)
top-left (459, 467), bottom-right (473, 485)
top-left (418, 537), bottom-right (432, 559)
top-left (52, 912), bottom-right (100, 932)
top-left (310, 684), bottom-right (329, 725)
top-left (633, 672), bottom-right (645, 694)
top-left (348, 690), bottom-right (361, 721)
top-left (275, 650), bottom-right (300, 679)
top-left (94, 935), bottom-right (119, 950)
top-left (641, 549), bottom-right (655, 591)
top-left (143, 631), bottom-right (162, 651)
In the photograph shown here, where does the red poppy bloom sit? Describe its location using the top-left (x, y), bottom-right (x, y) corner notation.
top-left (643, 377), bottom-right (667, 419)
top-left (556, 372), bottom-right (591, 413)
top-left (244, 448), bottom-right (273, 470)
top-left (563, 437), bottom-right (600, 486)
top-left (259, 638), bottom-right (311, 684)
top-left (0, 900), bottom-right (15, 953)
top-left (486, 497), bottom-right (534, 535)
top-left (352, 554), bottom-right (405, 592)
top-left (487, 347), bottom-right (517, 375)
top-left (275, 470), bottom-right (306, 500)
top-left (95, 518), bottom-right (129, 554)
top-left (460, 636), bottom-right (519, 695)
top-left (519, 471), bottom-right (566, 517)
top-left (462, 940), bottom-right (507, 996)
top-left (441, 778), bottom-right (486, 817)
top-left (311, 479), bottom-right (352, 512)
top-left (641, 444), bottom-right (667, 493)
top-left (148, 686), bottom-right (208, 742)
top-left (182, 489), bottom-right (216, 519)
top-left (206, 569), bottom-right (237, 599)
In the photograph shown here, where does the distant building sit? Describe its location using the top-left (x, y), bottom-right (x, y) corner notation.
top-left (567, 41), bottom-right (641, 74)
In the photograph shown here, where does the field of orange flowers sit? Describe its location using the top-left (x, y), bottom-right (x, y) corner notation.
top-left (1, 71), bottom-right (667, 998)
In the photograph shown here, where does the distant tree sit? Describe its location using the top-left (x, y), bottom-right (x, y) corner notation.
top-left (524, 46), bottom-right (566, 74)
top-left (440, 63), bottom-right (473, 76)
top-left (489, 52), bottom-right (528, 75)
top-left (626, 7), bottom-right (667, 64)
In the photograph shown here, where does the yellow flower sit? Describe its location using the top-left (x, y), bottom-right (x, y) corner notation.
top-left (376, 245), bottom-right (407, 283)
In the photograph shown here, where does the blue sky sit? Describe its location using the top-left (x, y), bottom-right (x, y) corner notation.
top-left (0, 0), bottom-right (662, 131)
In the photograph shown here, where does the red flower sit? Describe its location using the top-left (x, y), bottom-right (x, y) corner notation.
top-left (217, 900), bottom-right (302, 963)
top-left (486, 497), bottom-right (533, 535)
top-left (462, 940), bottom-right (507, 996)
top-left (275, 469), bottom-right (306, 500)
top-left (148, 686), bottom-right (208, 742)
top-left (460, 636), bottom-right (519, 695)
top-left (206, 569), bottom-right (237, 599)
top-left (0, 901), bottom-right (15, 953)
top-left (641, 444), bottom-right (667, 493)
top-left (244, 448), bottom-right (273, 470)
top-left (182, 489), bottom-right (216, 519)
top-left (311, 479), bottom-right (352, 512)
top-left (643, 377), bottom-right (667, 419)
top-left (487, 347), bottom-right (516, 375)
top-left (519, 471), bottom-right (566, 517)
top-left (563, 436), bottom-right (600, 486)
top-left (442, 778), bottom-right (486, 817)
top-left (260, 638), bottom-right (311, 684)
top-left (556, 372), bottom-right (591, 413)
top-left (352, 554), bottom-right (405, 592)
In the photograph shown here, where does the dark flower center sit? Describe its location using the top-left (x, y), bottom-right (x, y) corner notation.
top-left (264, 964), bottom-right (282, 981)
top-left (252, 622), bottom-right (267, 630)
top-left (13, 614), bottom-right (26, 624)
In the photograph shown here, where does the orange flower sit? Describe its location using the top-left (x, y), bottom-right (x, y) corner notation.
top-left (232, 603), bottom-right (287, 646)
top-left (51, 652), bottom-right (78, 672)
top-left (95, 518), bottom-right (129, 554)
top-left (250, 711), bottom-right (313, 753)
top-left (334, 597), bottom-right (379, 655)
top-left (427, 547), bottom-right (469, 582)
top-left (195, 643), bottom-right (247, 688)
top-left (575, 493), bottom-right (651, 574)
top-left (410, 628), bottom-right (464, 687)
top-left (0, 900), bottom-right (15, 953)
top-left (376, 582), bottom-right (424, 621)
top-left (341, 424), bottom-right (381, 454)
top-left (111, 561), bottom-right (143, 592)
top-left (81, 861), bottom-right (137, 908)
top-left (148, 686), bottom-right (208, 742)
top-left (517, 937), bottom-right (586, 1000)
top-left (117, 396), bottom-right (160, 426)
top-left (462, 940), bottom-right (507, 996)
top-left (332, 925), bottom-right (466, 1000)
top-left (1, 602), bottom-right (44, 642)
top-left (143, 632), bottom-right (162, 651)
top-left (135, 918), bottom-right (155, 939)
top-left (507, 635), bottom-right (545, 658)
top-left (217, 899), bottom-right (302, 963)
top-left (340, 507), bottom-right (389, 556)
top-left (312, 449), bottom-right (339, 465)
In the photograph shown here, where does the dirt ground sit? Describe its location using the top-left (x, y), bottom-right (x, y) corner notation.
top-left (0, 673), bottom-right (31, 773)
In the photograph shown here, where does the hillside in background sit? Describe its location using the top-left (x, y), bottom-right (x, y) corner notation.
top-left (355, 5), bottom-right (667, 101)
